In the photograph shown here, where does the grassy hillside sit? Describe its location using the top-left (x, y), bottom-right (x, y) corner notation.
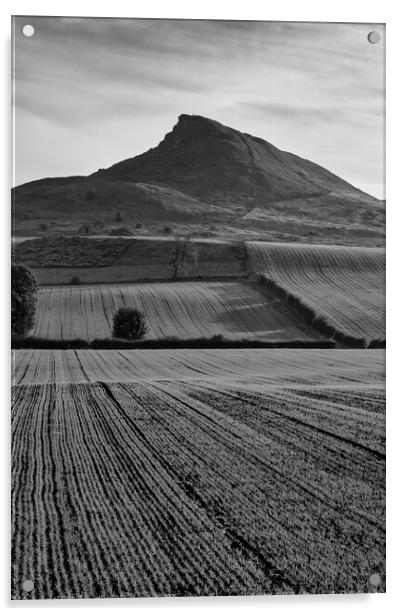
top-left (248, 241), bottom-right (385, 342)
top-left (12, 115), bottom-right (384, 245)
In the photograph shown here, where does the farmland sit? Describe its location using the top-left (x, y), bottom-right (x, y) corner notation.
top-left (14, 237), bottom-right (386, 346)
top-left (13, 236), bottom-right (246, 285)
top-left (11, 234), bottom-right (386, 599)
top-left (247, 242), bottom-right (385, 341)
top-left (31, 281), bottom-right (321, 342)
top-left (13, 348), bottom-right (384, 387)
top-left (11, 349), bottom-right (385, 599)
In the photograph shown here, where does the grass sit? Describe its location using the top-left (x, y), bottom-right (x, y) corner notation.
top-left (13, 236), bottom-right (247, 284)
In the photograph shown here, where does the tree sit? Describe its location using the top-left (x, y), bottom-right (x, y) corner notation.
top-left (231, 240), bottom-right (249, 271)
top-left (11, 265), bottom-right (39, 336)
top-left (115, 211), bottom-right (123, 223)
top-left (170, 235), bottom-right (193, 280)
top-left (112, 307), bottom-right (148, 340)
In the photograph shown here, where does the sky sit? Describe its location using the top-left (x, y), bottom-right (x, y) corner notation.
top-left (13, 17), bottom-right (385, 198)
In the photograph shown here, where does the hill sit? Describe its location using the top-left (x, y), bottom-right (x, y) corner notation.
top-left (12, 114), bottom-right (384, 244)
top-left (96, 114), bottom-right (377, 207)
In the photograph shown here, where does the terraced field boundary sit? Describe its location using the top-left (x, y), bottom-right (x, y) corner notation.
top-left (247, 241), bottom-right (385, 347)
top-left (254, 274), bottom-right (371, 348)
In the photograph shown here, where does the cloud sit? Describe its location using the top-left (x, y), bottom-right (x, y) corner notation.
top-left (13, 17), bottom-right (385, 192)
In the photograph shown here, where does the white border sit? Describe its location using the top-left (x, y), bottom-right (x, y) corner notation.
top-left (2, 1), bottom-right (401, 615)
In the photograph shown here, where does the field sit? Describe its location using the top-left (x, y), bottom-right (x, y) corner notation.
top-left (31, 281), bottom-right (321, 342)
top-left (16, 238), bottom-right (386, 346)
top-left (13, 348), bottom-right (384, 386)
top-left (13, 236), bottom-right (246, 285)
top-left (12, 349), bottom-right (385, 599)
top-left (247, 242), bottom-right (385, 341)
top-left (11, 234), bottom-right (386, 599)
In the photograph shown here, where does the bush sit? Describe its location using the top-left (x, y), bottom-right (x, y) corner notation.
top-left (115, 211), bottom-right (122, 223)
top-left (368, 338), bottom-right (386, 349)
top-left (11, 336), bottom-right (89, 349)
top-left (11, 265), bottom-right (39, 336)
top-left (108, 226), bottom-right (133, 236)
top-left (135, 222), bottom-right (143, 229)
top-left (163, 226), bottom-right (172, 234)
top-left (39, 223), bottom-right (48, 231)
top-left (70, 275), bottom-right (80, 285)
top-left (112, 307), bottom-right (148, 340)
top-left (12, 336), bottom-right (337, 350)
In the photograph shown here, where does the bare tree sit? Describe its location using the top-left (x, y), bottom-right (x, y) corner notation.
top-left (231, 239), bottom-right (249, 272)
top-left (170, 235), bottom-right (193, 280)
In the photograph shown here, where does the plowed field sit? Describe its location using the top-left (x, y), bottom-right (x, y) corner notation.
top-left (247, 242), bottom-right (385, 341)
top-left (32, 281), bottom-right (320, 341)
top-left (12, 349), bottom-right (385, 598)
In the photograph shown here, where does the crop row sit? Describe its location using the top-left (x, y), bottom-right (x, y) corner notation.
top-left (12, 378), bottom-right (384, 598)
top-left (12, 348), bottom-right (386, 387)
top-left (246, 242), bottom-right (385, 341)
top-left (31, 281), bottom-right (320, 341)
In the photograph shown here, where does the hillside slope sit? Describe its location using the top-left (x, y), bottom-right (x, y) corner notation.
top-left (96, 114), bottom-right (378, 208)
top-left (247, 241), bottom-right (385, 342)
top-left (32, 281), bottom-right (322, 342)
top-left (12, 114), bottom-right (384, 244)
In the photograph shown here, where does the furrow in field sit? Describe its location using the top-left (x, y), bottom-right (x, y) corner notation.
top-left (178, 382), bottom-right (385, 495)
top-left (32, 280), bottom-right (320, 342)
top-left (147, 382), bottom-right (384, 529)
top-left (247, 242), bottom-right (385, 341)
top-left (12, 349), bottom-right (385, 386)
top-left (106, 381), bottom-right (384, 594)
top-left (12, 382), bottom-right (280, 598)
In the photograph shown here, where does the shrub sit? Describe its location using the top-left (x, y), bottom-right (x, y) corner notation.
top-left (163, 226), bottom-right (172, 234)
top-left (70, 275), bottom-right (80, 285)
top-left (112, 307), bottom-right (148, 340)
top-left (135, 222), bottom-right (143, 229)
top-left (11, 265), bottom-right (39, 336)
top-left (108, 226), bottom-right (133, 236)
top-left (11, 336), bottom-right (337, 350)
top-left (39, 223), bottom-right (48, 231)
top-left (115, 210), bottom-right (122, 223)
top-left (11, 336), bottom-right (90, 349)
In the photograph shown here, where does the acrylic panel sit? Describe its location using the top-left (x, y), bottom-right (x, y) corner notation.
top-left (11, 16), bottom-right (385, 600)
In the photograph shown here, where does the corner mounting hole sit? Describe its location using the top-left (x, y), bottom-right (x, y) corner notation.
top-left (22, 24), bottom-right (35, 38)
top-left (369, 572), bottom-right (381, 587)
top-left (22, 579), bottom-right (34, 592)
top-left (367, 31), bottom-right (381, 44)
